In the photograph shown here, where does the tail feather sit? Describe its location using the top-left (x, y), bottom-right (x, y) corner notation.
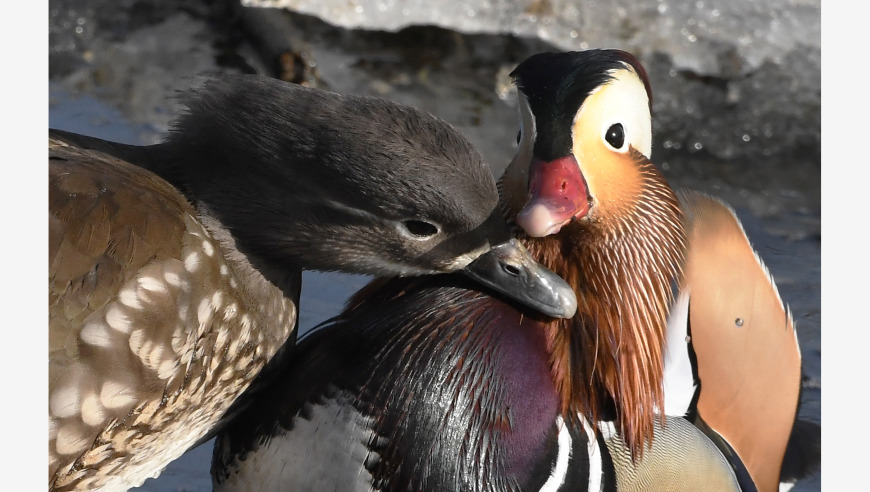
top-left (779, 418), bottom-right (821, 487)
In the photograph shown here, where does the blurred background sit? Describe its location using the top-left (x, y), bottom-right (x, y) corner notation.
top-left (48, 0), bottom-right (821, 490)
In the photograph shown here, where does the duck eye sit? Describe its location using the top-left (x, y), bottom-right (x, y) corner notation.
top-left (605, 123), bottom-right (626, 151)
top-left (402, 220), bottom-right (439, 238)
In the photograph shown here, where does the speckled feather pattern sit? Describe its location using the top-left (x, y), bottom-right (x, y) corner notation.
top-left (48, 71), bottom-right (553, 491)
top-left (49, 139), bottom-right (297, 491)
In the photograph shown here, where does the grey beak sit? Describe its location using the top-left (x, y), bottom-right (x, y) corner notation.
top-left (463, 239), bottom-right (577, 319)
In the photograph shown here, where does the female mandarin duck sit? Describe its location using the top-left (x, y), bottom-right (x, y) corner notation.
top-left (212, 50), bottom-right (819, 491)
top-left (48, 74), bottom-right (579, 492)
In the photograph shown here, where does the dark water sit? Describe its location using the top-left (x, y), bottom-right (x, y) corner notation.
top-left (49, 3), bottom-right (820, 490)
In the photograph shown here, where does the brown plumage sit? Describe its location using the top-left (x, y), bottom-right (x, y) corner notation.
top-left (49, 137), bottom-right (298, 491)
top-left (521, 149), bottom-right (684, 458)
top-left (508, 50), bottom-right (816, 487)
top-left (502, 50), bottom-right (685, 458)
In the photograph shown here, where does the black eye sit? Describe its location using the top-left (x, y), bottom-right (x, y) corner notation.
top-left (605, 123), bottom-right (626, 150)
top-left (402, 220), bottom-right (439, 238)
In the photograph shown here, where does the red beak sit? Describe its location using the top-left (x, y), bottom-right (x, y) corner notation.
top-left (516, 155), bottom-right (590, 237)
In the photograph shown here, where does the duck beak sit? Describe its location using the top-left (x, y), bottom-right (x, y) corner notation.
top-left (515, 155), bottom-right (590, 237)
top-left (463, 239), bottom-right (577, 319)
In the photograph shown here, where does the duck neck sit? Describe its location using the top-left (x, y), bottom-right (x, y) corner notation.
top-left (195, 202), bottom-right (302, 304)
top-left (343, 278), bottom-right (561, 490)
top-left (138, 130), bottom-right (322, 278)
top-left (521, 158), bottom-right (685, 459)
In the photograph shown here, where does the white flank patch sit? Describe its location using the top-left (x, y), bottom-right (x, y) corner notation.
top-left (184, 251), bottom-right (201, 273)
top-left (50, 386), bottom-right (80, 419)
top-left (227, 337), bottom-right (242, 362)
top-left (105, 305), bottom-right (132, 333)
top-left (218, 392), bottom-right (380, 492)
top-left (583, 416), bottom-right (602, 492)
top-left (212, 291), bottom-right (224, 310)
top-left (209, 353), bottom-right (223, 373)
top-left (157, 358), bottom-right (179, 380)
top-left (55, 425), bottom-right (90, 455)
top-left (177, 302), bottom-right (189, 322)
top-left (240, 314), bottom-right (253, 332)
top-left (663, 289), bottom-right (697, 416)
top-left (171, 326), bottom-right (187, 354)
top-left (80, 392), bottom-right (106, 426)
top-left (118, 286), bottom-right (142, 309)
top-left (202, 240), bottom-right (215, 257)
top-left (215, 325), bottom-right (231, 350)
top-left (80, 320), bottom-right (113, 348)
top-left (138, 275), bottom-right (169, 294)
top-left (100, 380), bottom-right (137, 409)
top-left (197, 297), bottom-right (214, 326)
top-left (164, 269), bottom-right (183, 287)
top-left (144, 344), bottom-right (166, 372)
top-left (129, 329), bottom-right (146, 356)
top-left (540, 416), bottom-right (572, 492)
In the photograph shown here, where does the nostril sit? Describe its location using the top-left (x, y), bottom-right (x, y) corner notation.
top-left (561, 180), bottom-right (567, 191)
top-left (502, 263), bottom-right (521, 277)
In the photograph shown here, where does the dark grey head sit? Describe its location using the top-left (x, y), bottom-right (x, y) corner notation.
top-left (146, 75), bottom-right (575, 317)
top-left (154, 75), bottom-right (501, 275)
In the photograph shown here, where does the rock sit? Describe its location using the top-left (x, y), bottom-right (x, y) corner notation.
top-left (243, 0), bottom-right (820, 169)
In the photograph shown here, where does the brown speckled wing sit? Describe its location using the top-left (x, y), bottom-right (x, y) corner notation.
top-left (48, 138), bottom-right (298, 491)
top-left (49, 138), bottom-right (193, 488)
top-left (49, 139), bottom-right (191, 347)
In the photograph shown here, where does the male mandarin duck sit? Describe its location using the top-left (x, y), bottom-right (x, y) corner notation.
top-left (211, 50), bottom-right (819, 491)
top-left (506, 51), bottom-right (819, 490)
top-left (48, 74), bottom-right (579, 492)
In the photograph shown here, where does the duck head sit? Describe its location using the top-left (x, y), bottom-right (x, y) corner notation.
top-left (502, 50), bottom-right (654, 234)
top-left (121, 75), bottom-right (575, 317)
top-left (501, 50), bottom-right (686, 457)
